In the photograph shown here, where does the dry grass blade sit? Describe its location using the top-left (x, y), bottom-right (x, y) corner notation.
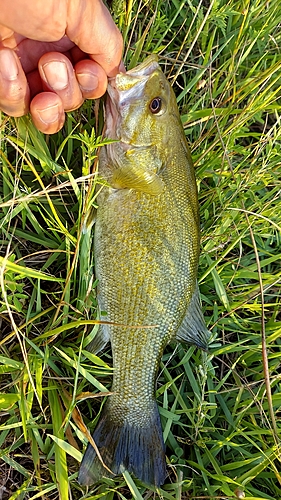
top-left (245, 213), bottom-right (280, 445)
top-left (59, 383), bottom-right (114, 474)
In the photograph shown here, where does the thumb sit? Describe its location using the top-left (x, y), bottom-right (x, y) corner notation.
top-left (66, 0), bottom-right (123, 77)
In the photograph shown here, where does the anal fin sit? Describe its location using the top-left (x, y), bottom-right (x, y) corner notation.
top-left (176, 284), bottom-right (210, 351)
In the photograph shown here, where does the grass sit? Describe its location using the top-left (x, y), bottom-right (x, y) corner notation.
top-left (0, 0), bottom-right (281, 499)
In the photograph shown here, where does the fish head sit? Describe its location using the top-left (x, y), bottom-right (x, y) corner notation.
top-left (106, 55), bottom-right (179, 150)
top-left (102, 55), bottom-right (186, 196)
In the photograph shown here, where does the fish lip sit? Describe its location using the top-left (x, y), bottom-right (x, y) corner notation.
top-left (108, 54), bottom-right (159, 88)
top-left (125, 54), bottom-right (159, 77)
top-left (107, 54), bottom-right (159, 101)
top-left (108, 74), bottom-right (146, 104)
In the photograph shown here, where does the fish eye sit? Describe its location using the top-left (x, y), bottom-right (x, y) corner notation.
top-left (149, 97), bottom-right (162, 114)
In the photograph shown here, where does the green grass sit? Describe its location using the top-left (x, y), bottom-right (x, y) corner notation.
top-left (1, 0), bottom-right (281, 499)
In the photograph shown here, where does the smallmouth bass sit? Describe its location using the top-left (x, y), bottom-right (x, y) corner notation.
top-left (78, 55), bottom-right (209, 487)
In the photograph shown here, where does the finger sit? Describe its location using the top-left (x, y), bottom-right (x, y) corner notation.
top-left (0, 48), bottom-right (30, 116)
top-left (75, 59), bottom-right (107, 99)
top-left (12, 37), bottom-right (75, 74)
top-left (38, 52), bottom-right (83, 111)
top-left (66, 0), bottom-right (123, 77)
top-left (0, 1), bottom-right (67, 41)
top-left (30, 92), bottom-right (65, 134)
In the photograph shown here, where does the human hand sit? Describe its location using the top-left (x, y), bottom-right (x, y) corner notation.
top-left (0, 0), bottom-right (123, 133)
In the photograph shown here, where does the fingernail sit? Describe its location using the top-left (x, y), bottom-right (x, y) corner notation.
top-left (77, 72), bottom-right (98, 91)
top-left (0, 49), bottom-right (19, 81)
top-left (36, 104), bottom-right (60, 124)
top-left (42, 61), bottom-right (68, 90)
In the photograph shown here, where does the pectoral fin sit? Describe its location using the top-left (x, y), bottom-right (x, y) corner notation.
top-left (85, 325), bottom-right (110, 354)
top-left (176, 284), bottom-right (210, 351)
top-left (112, 164), bottom-right (164, 195)
top-left (111, 148), bottom-right (164, 195)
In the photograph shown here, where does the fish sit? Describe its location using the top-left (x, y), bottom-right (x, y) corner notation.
top-left (78, 54), bottom-right (209, 488)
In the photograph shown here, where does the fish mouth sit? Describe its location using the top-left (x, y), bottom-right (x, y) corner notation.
top-left (125, 54), bottom-right (159, 77)
top-left (105, 97), bottom-right (152, 149)
top-left (114, 54), bottom-right (159, 89)
top-left (105, 55), bottom-right (160, 146)
top-left (108, 55), bottom-right (159, 103)
top-left (109, 54), bottom-right (159, 91)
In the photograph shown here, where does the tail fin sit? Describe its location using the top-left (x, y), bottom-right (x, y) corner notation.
top-left (78, 400), bottom-right (166, 487)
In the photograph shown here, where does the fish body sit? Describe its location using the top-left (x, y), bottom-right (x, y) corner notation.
top-left (78, 55), bottom-right (209, 487)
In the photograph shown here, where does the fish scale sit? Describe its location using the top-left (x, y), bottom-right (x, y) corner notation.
top-left (78, 55), bottom-right (210, 487)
